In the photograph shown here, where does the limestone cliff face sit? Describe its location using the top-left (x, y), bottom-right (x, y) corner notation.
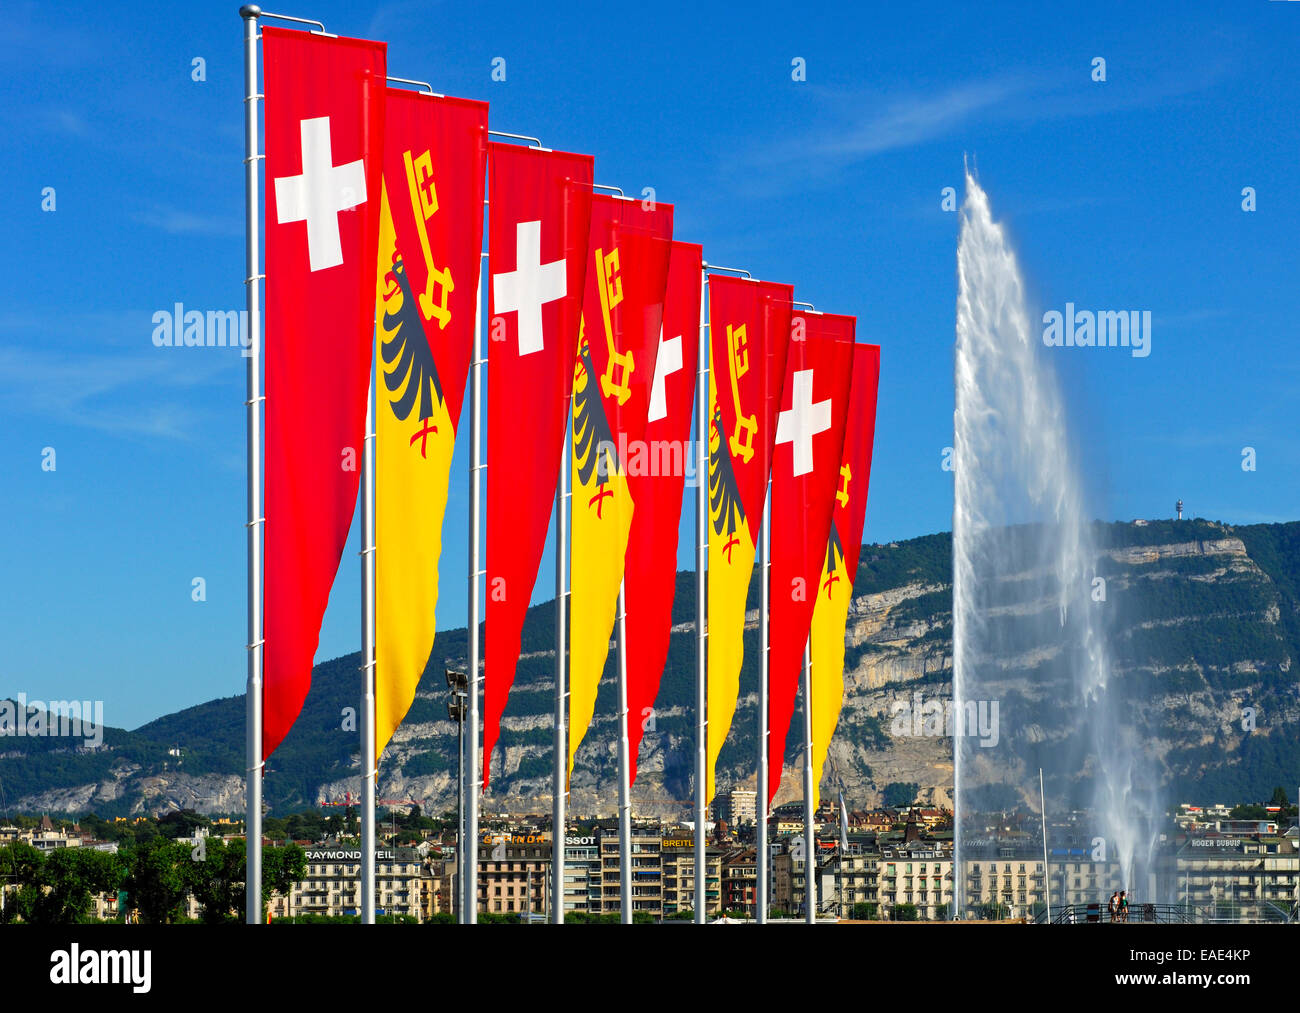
top-left (16, 770), bottom-right (246, 817)
top-left (8, 522), bottom-right (1298, 817)
top-left (340, 528), bottom-right (1298, 815)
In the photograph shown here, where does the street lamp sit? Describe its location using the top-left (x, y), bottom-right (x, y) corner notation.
top-left (446, 668), bottom-right (469, 924)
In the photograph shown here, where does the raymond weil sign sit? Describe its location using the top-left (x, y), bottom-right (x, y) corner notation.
top-left (305, 848), bottom-right (419, 862)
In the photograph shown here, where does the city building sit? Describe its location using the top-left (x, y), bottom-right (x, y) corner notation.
top-left (661, 837), bottom-right (721, 916)
top-left (717, 789), bottom-right (757, 828)
top-left (721, 848), bottom-right (757, 916)
top-left (1173, 833), bottom-right (1298, 914)
top-left (268, 846), bottom-right (428, 921)
top-left (476, 835), bottom-right (549, 916)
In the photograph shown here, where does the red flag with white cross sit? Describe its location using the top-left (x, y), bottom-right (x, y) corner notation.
top-left (766, 312), bottom-right (855, 807)
top-left (484, 143), bottom-right (593, 786)
top-left (624, 241), bottom-right (701, 783)
top-left (262, 27), bottom-right (385, 758)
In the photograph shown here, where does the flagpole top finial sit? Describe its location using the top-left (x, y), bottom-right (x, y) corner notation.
top-left (240, 4), bottom-right (262, 19)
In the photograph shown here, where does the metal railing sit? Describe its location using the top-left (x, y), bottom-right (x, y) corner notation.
top-left (1033, 903), bottom-right (1191, 925)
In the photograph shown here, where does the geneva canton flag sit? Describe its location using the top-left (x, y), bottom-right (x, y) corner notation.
top-left (809, 344), bottom-right (880, 809)
top-left (705, 276), bottom-right (792, 804)
top-left (373, 90), bottom-right (487, 762)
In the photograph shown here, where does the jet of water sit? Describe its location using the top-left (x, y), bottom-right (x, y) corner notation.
top-left (952, 170), bottom-right (1160, 917)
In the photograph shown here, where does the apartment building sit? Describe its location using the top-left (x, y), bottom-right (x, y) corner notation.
top-left (721, 848), bottom-right (757, 915)
top-left (717, 789), bottom-right (757, 828)
top-left (1173, 834), bottom-right (1298, 912)
top-left (270, 846), bottom-right (428, 921)
top-left (661, 839), bottom-right (721, 916)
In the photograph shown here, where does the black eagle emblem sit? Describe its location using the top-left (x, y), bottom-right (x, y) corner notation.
top-left (825, 522), bottom-right (844, 575)
top-left (708, 402), bottom-right (745, 539)
top-left (821, 522), bottom-right (846, 600)
top-left (380, 253), bottom-right (444, 423)
top-left (572, 336), bottom-right (619, 489)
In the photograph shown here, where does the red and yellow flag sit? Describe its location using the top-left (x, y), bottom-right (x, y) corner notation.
top-left (568, 195), bottom-right (673, 777)
top-left (373, 90), bottom-right (487, 763)
top-left (705, 276), bottom-right (792, 803)
top-left (808, 344), bottom-right (880, 809)
top-left (484, 144), bottom-right (593, 786)
top-left (625, 241), bottom-right (702, 783)
top-left (262, 28), bottom-right (385, 758)
top-left (767, 313), bottom-right (856, 807)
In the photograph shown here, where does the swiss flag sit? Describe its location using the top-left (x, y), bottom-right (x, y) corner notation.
top-left (767, 313), bottom-right (856, 807)
top-left (262, 28), bottom-right (386, 758)
top-left (624, 241), bottom-right (701, 783)
top-left (484, 143), bottom-right (593, 786)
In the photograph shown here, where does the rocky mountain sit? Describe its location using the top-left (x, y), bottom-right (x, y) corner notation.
top-left (2, 519), bottom-right (1297, 818)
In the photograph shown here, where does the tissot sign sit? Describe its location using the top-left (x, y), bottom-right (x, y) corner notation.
top-left (479, 833), bottom-right (598, 846)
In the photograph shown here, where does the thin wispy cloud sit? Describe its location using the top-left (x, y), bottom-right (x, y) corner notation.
top-left (133, 204), bottom-right (242, 238)
top-left (0, 345), bottom-right (234, 441)
top-left (815, 78), bottom-right (1030, 161)
top-left (736, 62), bottom-right (1233, 196)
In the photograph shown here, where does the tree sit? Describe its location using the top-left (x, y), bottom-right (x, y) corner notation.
top-left (262, 843), bottom-right (308, 918)
top-left (892, 903), bottom-right (919, 921)
top-left (0, 842), bottom-right (44, 923)
top-left (31, 847), bottom-right (125, 924)
top-left (882, 782), bottom-right (920, 809)
top-left (1270, 786), bottom-right (1290, 807)
top-left (849, 901), bottom-right (877, 920)
top-left (125, 838), bottom-right (191, 924)
top-left (157, 808), bottom-right (208, 839)
top-left (184, 839), bottom-right (246, 924)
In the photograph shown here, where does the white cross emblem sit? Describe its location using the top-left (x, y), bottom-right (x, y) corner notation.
top-left (274, 116), bottom-right (366, 272)
top-left (647, 329), bottom-right (683, 423)
top-left (775, 369), bottom-right (832, 477)
top-left (492, 220), bottom-right (567, 356)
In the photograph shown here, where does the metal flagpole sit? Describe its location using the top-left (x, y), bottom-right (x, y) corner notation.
top-left (471, 134), bottom-right (537, 924)
top-left (787, 300), bottom-right (820, 924)
top-left (802, 642), bottom-right (816, 924)
top-left (360, 354), bottom-right (377, 924)
top-left (589, 179), bottom-right (631, 927)
top-left (617, 581), bottom-right (632, 924)
top-left (693, 268), bottom-right (708, 925)
top-left (240, 3), bottom-right (264, 926)
top-left (757, 484), bottom-right (770, 924)
top-left (466, 267), bottom-right (484, 924)
top-left (1040, 767), bottom-right (1051, 923)
top-left (553, 406), bottom-right (569, 924)
top-left (692, 263), bottom-right (752, 924)
top-left (456, 694), bottom-right (464, 922)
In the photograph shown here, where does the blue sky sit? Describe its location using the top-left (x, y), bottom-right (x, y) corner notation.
top-left (2, 0), bottom-right (1298, 728)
